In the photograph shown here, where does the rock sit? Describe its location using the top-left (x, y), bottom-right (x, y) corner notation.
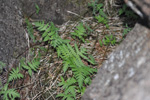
top-left (82, 0), bottom-right (150, 100)
top-left (125, 0), bottom-right (150, 27)
top-left (21, 0), bottom-right (91, 25)
top-left (0, 0), bottom-right (27, 67)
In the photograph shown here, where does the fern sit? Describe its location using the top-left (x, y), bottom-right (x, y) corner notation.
top-left (25, 18), bottom-right (36, 42)
top-left (95, 15), bottom-right (109, 28)
top-left (76, 86), bottom-right (86, 96)
top-left (58, 77), bottom-right (76, 90)
top-left (122, 24), bottom-right (131, 38)
top-left (72, 66), bottom-right (97, 88)
top-left (22, 58), bottom-right (40, 76)
top-left (34, 21), bottom-right (58, 41)
top-left (0, 84), bottom-right (20, 100)
top-left (88, 1), bottom-right (109, 28)
top-left (119, 4), bottom-right (138, 19)
top-left (34, 21), bottom-right (97, 100)
top-left (0, 61), bottom-right (5, 74)
top-left (99, 34), bottom-right (116, 46)
top-left (56, 93), bottom-right (74, 100)
top-left (57, 77), bottom-right (77, 99)
top-left (8, 67), bottom-right (23, 82)
top-left (74, 44), bottom-right (96, 65)
top-left (35, 4), bottom-right (40, 14)
top-left (71, 22), bottom-right (87, 42)
top-left (88, 1), bottom-right (107, 18)
top-left (34, 21), bottom-right (70, 47)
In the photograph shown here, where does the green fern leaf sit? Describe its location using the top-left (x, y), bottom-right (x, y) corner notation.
top-left (71, 23), bottom-right (86, 42)
top-left (42, 27), bottom-right (51, 37)
top-left (64, 86), bottom-right (76, 98)
top-left (25, 18), bottom-right (35, 42)
top-left (0, 84), bottom-right (20, 100)
top-left (0, 61), bottom-right (6, 74)
top-left (43, 35), bottom-right (50, 41)
top-left (56, 93), bottom-right (74, 100)
top-left (58, 77), bottom-right (76, 89)
top-left (22, 58), bottom-right (40, 77)
top-left (8, 67), bottom-right (23, 82)
top-left (40, 23), bottom-right (49, 31)
top-left (34, 21), bottom-right (44, 28)
top-left (63, 61), bottom-right (70, 73)
top-left (84, 77), bottom-right (91, 85)
top-left (72, 67), bottom-right (85, 88)
top-left (35, 4), bottom-right (40, 14)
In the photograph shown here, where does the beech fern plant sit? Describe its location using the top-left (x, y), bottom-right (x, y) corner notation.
top-left (34, 21), bottom-right (97, 100)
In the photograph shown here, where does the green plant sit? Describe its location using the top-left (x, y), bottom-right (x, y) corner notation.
top-left (56, 77), bottom-right (77, 100)
top-left (71, 22), bottom-right (87, 42)
top-left (0, 56), bottom-right (40, 100)
top-left (88, 0), bottom-right (107, 18)
top-left (21, 58), bottom-right (40, 76)
top-left (0, 61), bottom-right (5, 74)
top-left (25, 18), bottom-right (36, 42)
top-left (0, 84), bottom-right (20, 100)
top-left (95, 15), bottom-right (109, 28)
top-left (88, 1), bottom-right (109, 28)
top-left (0, 61), bottom-right (6, 88)
top-left (8, 67), bottom-right (23, 82)
top-left (119, 4), bottom-right (138, 19)
top-left (34, 21), bottom-right (70, 47)
top-left (34, 21), bottom-right (97, 100)
top-left (122, 24), bottom-right (132, 38)
top-left (35, 4), bottom-right (40, 14)
top-left (99, 34), bottom-right (116, 46)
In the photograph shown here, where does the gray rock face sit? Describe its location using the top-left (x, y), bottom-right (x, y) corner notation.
top-left (0, 0), bottom-right (27, 66)
top-left (82, 0), bottom-right (150, 99)
top-left (125, 0), bottom-right (150, 27)
top-left (82, 23), bottom-right (150, 100)
top-left (21, 0), bottom-right (91, 25)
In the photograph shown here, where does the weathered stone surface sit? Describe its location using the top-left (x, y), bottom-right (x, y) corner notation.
top-left (82, 0), bottom-right (150, 100)
top-left (21, 0), bottom-right (91, 25)
top-left (125, 0), bottom-right (150, 27)
top-left (0, 0), bottom-right (27, 66)
top-left (82, 23), bottom-right (150, 100)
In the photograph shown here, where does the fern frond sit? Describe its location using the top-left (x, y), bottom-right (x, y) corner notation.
top-left (35, 4), bottom-right (40, 14)
top-left (22, 58), bottom-right (40, 76)
top-left (8, 67), bottom-right (23, 82)
top-left (25, 18), bottom-right (35, 42)
top-left (71, 22), bottom-right (87, 42)
top-left (58, 77), bottom-right (76, 90)
top-left (0, 84), bottom-right (20, 100)
top-left (74, 43), bottom-right (96, 65)
top-left (34, 21), bottom-right (45, 30)
top-left (0, 61), bottom-right (6, 74)
top-left (64, 86), bottom-right (76, 98)
top-left (56, 93), bottom-right (74, 100)
top-left (62, 61), bottom-right (70, 73)
top-left (72, 67), bottom-right (86, 88)
top-left (72, 66), bottom-right (97, 88)
top-left (57, 77), bottom-right (77, 100)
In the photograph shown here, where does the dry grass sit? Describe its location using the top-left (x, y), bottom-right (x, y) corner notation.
top-left (12, 15), bottom-right (126, 99)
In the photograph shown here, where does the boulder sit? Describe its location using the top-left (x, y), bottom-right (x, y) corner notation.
top-left (0, 0), bottom-right (27, 67)
top-left (21, 0), bottom-right (91, 25)
top-left (125, 0), bottom-right (150, 27)
top-left (82, 0), bottom-right (150, 100)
